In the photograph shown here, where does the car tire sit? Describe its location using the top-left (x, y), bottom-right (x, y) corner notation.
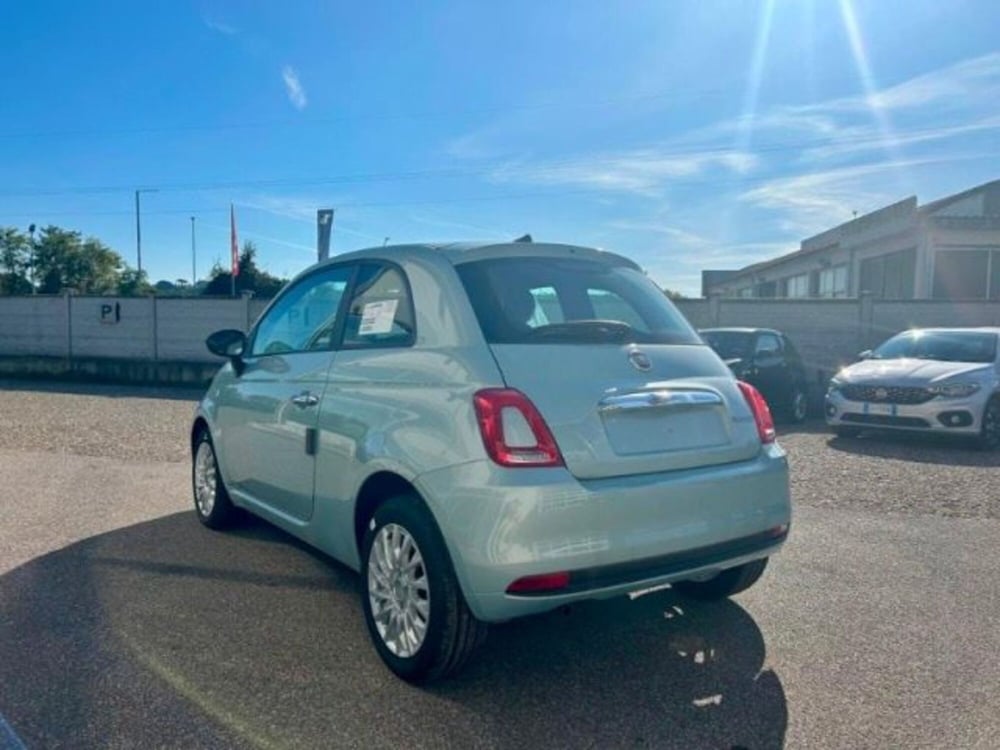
top-left (673, 558), bottom-right (768, 601)
top-left (192, 430), bottom-right (239, 530)
top-left (834, 426), bottom-right (861, 439)
top-left (978, 396), bottom-right (1000, 451)
top-left (361, 494), bottom-right (487, 683)
top-left (787, 387), bottom-right (809, 424)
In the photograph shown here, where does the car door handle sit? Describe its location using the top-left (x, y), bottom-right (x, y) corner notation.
top-left (290, 391), bottom-right (320, 408)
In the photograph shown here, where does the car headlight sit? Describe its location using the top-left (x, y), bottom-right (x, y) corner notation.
top-left (928, 382), bottom-right (981, 399)
top-left (827, 377), bottom-right (843, 394)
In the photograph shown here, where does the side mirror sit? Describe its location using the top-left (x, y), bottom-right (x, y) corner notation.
top-left (206, 329), bottom-right (247, 360)
top-left (857, 349), bottom-right (873, 361)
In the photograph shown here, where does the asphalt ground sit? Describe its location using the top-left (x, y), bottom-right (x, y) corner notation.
top-left (1, 379), bottom-right (998, 749)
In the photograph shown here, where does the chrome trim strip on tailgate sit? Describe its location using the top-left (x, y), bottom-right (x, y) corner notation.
top-left (598, 389), bottom-right (723, 413)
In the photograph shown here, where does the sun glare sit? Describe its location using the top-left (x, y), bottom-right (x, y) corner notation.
top-left (838, 0), bottom-right (905, 179)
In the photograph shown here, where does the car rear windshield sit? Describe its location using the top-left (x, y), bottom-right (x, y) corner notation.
top-left (455, 256), bottom-right (700, 345)
top-left (873, 330), bottom-right (998, 363)
top-left (700, 331), bottom-right (754, 360)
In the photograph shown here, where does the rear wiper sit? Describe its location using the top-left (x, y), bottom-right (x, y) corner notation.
top-left (525, 319), bottom-right (633, 343)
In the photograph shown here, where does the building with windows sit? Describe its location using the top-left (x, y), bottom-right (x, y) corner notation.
top-left (701, 179), bottom-right (1000, 300)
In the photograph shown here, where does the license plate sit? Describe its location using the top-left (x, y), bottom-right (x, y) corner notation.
top-left (864, 402), bottom-right (896, 417)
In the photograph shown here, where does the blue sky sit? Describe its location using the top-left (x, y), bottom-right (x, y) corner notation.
top-left (1, 0), bottom-right (998, 295)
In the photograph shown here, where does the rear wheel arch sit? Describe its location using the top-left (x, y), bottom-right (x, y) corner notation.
top-left (353, 471), bottom-right (425, 555)
top-left (191, 417), bottom-right (210, 454)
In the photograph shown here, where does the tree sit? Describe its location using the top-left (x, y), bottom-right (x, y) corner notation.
top-left (663, 288), bottom-right (685, 300)
top-left (202, 241), bottom-right (286, 297)
top-left (33, 226), bottom-right (125, 294)
top-left (0, 227), bottom-right (32, 295)
top-left (117, 268), bottom-right (153, 296)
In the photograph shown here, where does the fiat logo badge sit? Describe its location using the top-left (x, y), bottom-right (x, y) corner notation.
top-left (628, 349), bottom-right (652, 372)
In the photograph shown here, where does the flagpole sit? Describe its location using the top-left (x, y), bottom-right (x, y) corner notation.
top-left (230, 202), bottom-right (238, 298)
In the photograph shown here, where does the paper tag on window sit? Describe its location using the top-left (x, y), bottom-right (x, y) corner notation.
top-left (358, 299), bottom-right (398, 335)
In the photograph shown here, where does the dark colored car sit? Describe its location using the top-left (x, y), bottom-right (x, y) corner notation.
top-left (700, 328), bottom-right (809, 423)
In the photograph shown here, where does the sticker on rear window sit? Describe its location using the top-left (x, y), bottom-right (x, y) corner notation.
top-left (358, 299), bottom-right (398, 335)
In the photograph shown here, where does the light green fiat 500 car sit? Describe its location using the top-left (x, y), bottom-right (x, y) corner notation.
top-left (191, 241), bottom-right (791, 682)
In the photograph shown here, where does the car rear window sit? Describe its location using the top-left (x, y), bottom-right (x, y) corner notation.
top-left (455, 256), bottom-right (700, 345)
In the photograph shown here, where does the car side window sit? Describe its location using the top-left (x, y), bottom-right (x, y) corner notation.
top-left (250, 265), bottom-right (353, 356)
top-left (782, 336), bottom-right (802, 362)
top-left (342, 263), bottom-right (416, 349)
top-left (755, 333), bottom-right (782, 357)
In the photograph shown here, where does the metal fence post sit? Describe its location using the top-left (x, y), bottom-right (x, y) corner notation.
top-left (65, 291), bottom-right (73, 359)
top-left (858, 292), bottom-right (874, 351)
top-left (151, 295), bottom-right (159, 361)
top-left (709, 294), bottom-right (722, 326)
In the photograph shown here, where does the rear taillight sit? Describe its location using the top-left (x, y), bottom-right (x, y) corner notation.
top-left (737, 381), bottom-right (776, 444)
top-left (473, 388), bottom-right (564, 467)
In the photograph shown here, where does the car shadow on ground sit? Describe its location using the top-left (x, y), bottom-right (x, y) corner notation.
top-left (827, 430), bottom-right (999, 467)
top-left (0, 512), bottom-right (786, 750)
top-left (0, 378), bottom-right (201, 401)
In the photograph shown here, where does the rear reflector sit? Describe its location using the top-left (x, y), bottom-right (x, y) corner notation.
top-left (473, 388), bottom-right (564, 467)
top-left (506, 571), bottom-right (571, 594)
top-left (737, 381), bottom-right (776, 444)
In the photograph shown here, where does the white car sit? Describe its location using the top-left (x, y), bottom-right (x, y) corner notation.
top-left (825, 327), bottom-right (1000, 448)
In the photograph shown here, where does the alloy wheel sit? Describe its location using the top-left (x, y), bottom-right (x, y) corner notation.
top-left (194, 441), bottom-right (218, 517)
top-left (367, 523), bottom-right (431, 658)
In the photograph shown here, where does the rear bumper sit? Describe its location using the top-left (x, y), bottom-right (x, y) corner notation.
top-left (825, 391), bottom-right (986, 435)
top-left (415, 444), bottom-right (790, 622)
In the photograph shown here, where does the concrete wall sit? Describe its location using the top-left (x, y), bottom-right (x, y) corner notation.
top-left (869, 301), bottom-right (1000, 346)
top-left (0, 294), bottom-right (255, 364)
top-left (0, 296), bottom-right (69, 356)
top-left (156, 298), bottom-right (249, 361)
top-left (1, 294), bottom-right (998, 387)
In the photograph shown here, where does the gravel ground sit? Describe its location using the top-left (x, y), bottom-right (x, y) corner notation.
top-left (0, 380), bottom-right (198, 464)
top-left (779, 423), bottom-right (1000, 520)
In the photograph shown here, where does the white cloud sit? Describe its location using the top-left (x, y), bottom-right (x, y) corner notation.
top-left (736, 157), bottom-right (970, 235)
top-left (607, 221), bottom-right (712, 248)
top-left (281, 66), bottom-right (308, 110)
top-left (614, 52), bottom-right (1000, 169)
top-left (806, 52), bottom-right (1000, 115)
top-left (801, 114), bottom-right (1000, 162)
top-left (488, 150), bottom-right (758, 195)
top-left (203, 16), bottom-right (238, 35)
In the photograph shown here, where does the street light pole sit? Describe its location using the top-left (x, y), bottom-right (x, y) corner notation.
top-left (190, 216), bottom-right (197, 286)
top-left (134, 188), bottom-right (158, 275)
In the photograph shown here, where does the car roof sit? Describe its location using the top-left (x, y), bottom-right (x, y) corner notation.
top-left (312, 241), bottom-right (641, 271)
top-left (699, 327), bottom-right (783, 336)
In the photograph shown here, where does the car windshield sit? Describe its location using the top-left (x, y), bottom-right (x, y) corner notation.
top-left (872, 331), bottom-right (998, 363)
top-left (455, 256), bottom-right (700, 345)
top-left (701, 331), bottom-right (754, 360)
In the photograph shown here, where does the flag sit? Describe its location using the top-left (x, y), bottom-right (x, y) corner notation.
top-left (230, 203), bottom-right (240, 278)
top-left (317, 208), bottom-right (334, 262)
